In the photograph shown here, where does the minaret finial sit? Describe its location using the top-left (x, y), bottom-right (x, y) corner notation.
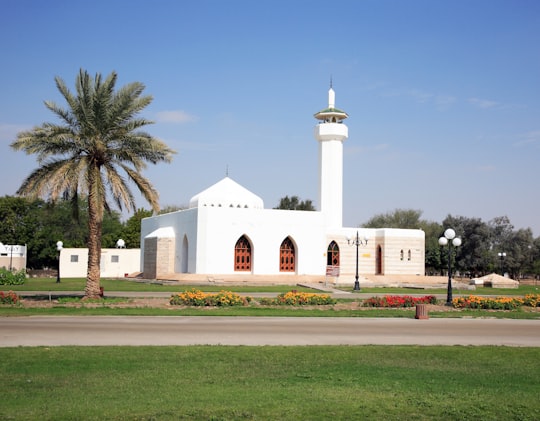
top-left (328, 81), bottom-right (335, 109)
top-left (226, 165), bottom-right (229, 177)
top-left (330, 75), bottom-right (333, 89)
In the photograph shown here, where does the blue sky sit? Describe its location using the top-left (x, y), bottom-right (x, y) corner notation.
top-left (1, 0), bottom-right (539, 236)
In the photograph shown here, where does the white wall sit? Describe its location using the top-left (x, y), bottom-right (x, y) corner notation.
top-left (376, 228), bottom-right (425, 275)
top-left (196, 207), bottom-right (327, 275)
top-left (60, 248), bottom-right (141, 278)
top-left (140, 208), bottom-right (198, 273)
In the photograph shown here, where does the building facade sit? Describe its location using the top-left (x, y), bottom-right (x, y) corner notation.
top-left (59, 248), bottom-right (141, 278)
top-left (140, 87), bottom-right (425, 284)
top-left (0, 243), bottom-right (27, 271)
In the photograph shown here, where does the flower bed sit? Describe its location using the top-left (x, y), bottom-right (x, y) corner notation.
top-left (170, 289), bottom-right (250, 307)
top-left (261, 291), bottom-right (336, 306)
top-left (452, 294), bottom-right (540, 310)
top-left (0, 291), bottom-right (21, 305)
top-left (362, 295), bottom-right (437, 308)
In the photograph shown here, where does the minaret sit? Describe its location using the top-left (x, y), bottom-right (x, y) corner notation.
top-left (314, 85), bottom-right (348, 228)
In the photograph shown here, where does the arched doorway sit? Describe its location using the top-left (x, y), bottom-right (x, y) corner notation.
top-left (327, 241), bottom-right (340, 267)
top-left (376, 245), bottom-right (383, 275)
top-left (234, 235), bottom-right (252, 272)
top-left (279, 237), bottom-right (296, 272)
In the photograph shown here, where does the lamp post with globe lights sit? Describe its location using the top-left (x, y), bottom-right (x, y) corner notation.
top-left (439, 229), bottom-right (461, 305)
top-left (497, 252), bottom-right (506, 276)
top-left (55, 241), bottom-right (63, 283)
top-left (347, 231), bottom-right (368, 291)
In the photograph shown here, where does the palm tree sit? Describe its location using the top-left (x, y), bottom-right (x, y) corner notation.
top-left (11, 69), bottom-right (175, 298)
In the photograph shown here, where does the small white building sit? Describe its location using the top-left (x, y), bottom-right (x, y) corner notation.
top-left (0, 242), bottom-right (27, 271)
top-left (140, 87), bottom-right (425, 285)
top-left (59, 248), bottom-right (141, 278)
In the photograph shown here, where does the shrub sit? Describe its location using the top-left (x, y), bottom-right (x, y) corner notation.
top-left (362, 295), bottom-right (437, 308)
top-left (265, 291), bottom-right (335, 306)
top-left (0, 291), bottom-right (21, 305)
top-left (0, 268), bottom-right (26, 285)
top-left (170, 289), bottom-right (250, 307)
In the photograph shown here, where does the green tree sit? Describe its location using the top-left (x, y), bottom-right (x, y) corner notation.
top-left (442, 215), bottom-right (492, 278)
top-left (0, 196), bottom-right (43, 268)
top-left (11, 69), bottom-right (175, 298)
top-left (274, 196), bottom-right (315, 211)
top-left (159, 205), bottom-right (186, 214)
top-left (121, 208), bottom-right (153, 248)
top-left (362, 209), bottom-right (423, 229)
top-left (422, 220), bottom-right (444, 274)
top-left (502, 228), bottom-right (534, 279)
top-left (531, 237), bottom-right (540, 278)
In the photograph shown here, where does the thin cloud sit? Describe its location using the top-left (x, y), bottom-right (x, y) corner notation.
top-left (513, 130), bottom-right (540, 147)
top-left (435, 95), bottom-right (457, 108)
top-left (382, 88), bottom-right (433, 103)
top-left (381, 88), bottom-right (456, 109)
top-left (155, 110), bottom-right (198, 124)
top-left (468, 98), bottom-right (499, 109)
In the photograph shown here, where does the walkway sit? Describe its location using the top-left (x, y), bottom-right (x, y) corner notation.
top-left (2, 316), bottom-right (539, 347)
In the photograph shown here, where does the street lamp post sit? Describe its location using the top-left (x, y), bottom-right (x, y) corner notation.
top-left (497, 252), bottom-right (506, 276)
top-left (347, 231), bottom-right (368, 291)
top-left (438, 228), bottom-right (462, 305)
top-left (56, 241), bottom-right (63, 283)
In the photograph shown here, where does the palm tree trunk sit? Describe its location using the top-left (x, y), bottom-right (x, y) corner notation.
top-left (85, 174), bottom-right (103, 299)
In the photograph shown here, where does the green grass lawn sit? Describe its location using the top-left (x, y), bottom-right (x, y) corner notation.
top-left (1, 303), bottom-right (539, 319)
top-left (4, 277), bottom-right (540, 295)
top-left (3, 277), bottom-right (315, 293)
top-left (1, 346), bottom-right (539, 420)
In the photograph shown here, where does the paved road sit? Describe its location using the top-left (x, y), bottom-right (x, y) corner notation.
top-left (1, 316), bottom-right (539, 347)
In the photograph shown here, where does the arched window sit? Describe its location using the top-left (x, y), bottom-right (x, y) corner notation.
top-left (376, 245), bottom-right (383, 275)
top-left (408, 249), bottom-right (411, 261)
top-left (327, 241), bottom-right (340, 267)
top-left (234, 235), bottom-right (252, 272)
top-left (279, 237), bottom-right (296, 272)
top-left (400, 249), bottom-right (404, 261)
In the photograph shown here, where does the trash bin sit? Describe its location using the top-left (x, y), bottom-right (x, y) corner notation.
top-left (415, 303), bottom-right (429, 320)
top-left (99, 287), bottom-right (104, 297)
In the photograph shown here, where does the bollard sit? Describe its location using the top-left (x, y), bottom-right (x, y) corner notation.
top-left (415, 303), bottom-right (429, 320)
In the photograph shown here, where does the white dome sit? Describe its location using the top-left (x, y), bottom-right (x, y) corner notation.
top-left (189, 177), bottom-right (264, 209)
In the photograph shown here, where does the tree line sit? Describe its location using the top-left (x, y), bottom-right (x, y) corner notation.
top-left (0, 196), bottom-right (152, 269)
top-left (2, 196), bottom-right (538, 279)
top-left (362, 209), bottom-right (540, 279)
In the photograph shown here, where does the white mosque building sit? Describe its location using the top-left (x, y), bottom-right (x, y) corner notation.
top-left (140, 87), bottom-right (425, 285)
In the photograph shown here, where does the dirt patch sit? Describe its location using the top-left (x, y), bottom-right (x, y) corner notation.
top-left (21, 297), bottom-right (171, 309)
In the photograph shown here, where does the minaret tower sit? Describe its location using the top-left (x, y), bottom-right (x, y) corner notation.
top-left (314, 84), bottom-right (349, 228)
